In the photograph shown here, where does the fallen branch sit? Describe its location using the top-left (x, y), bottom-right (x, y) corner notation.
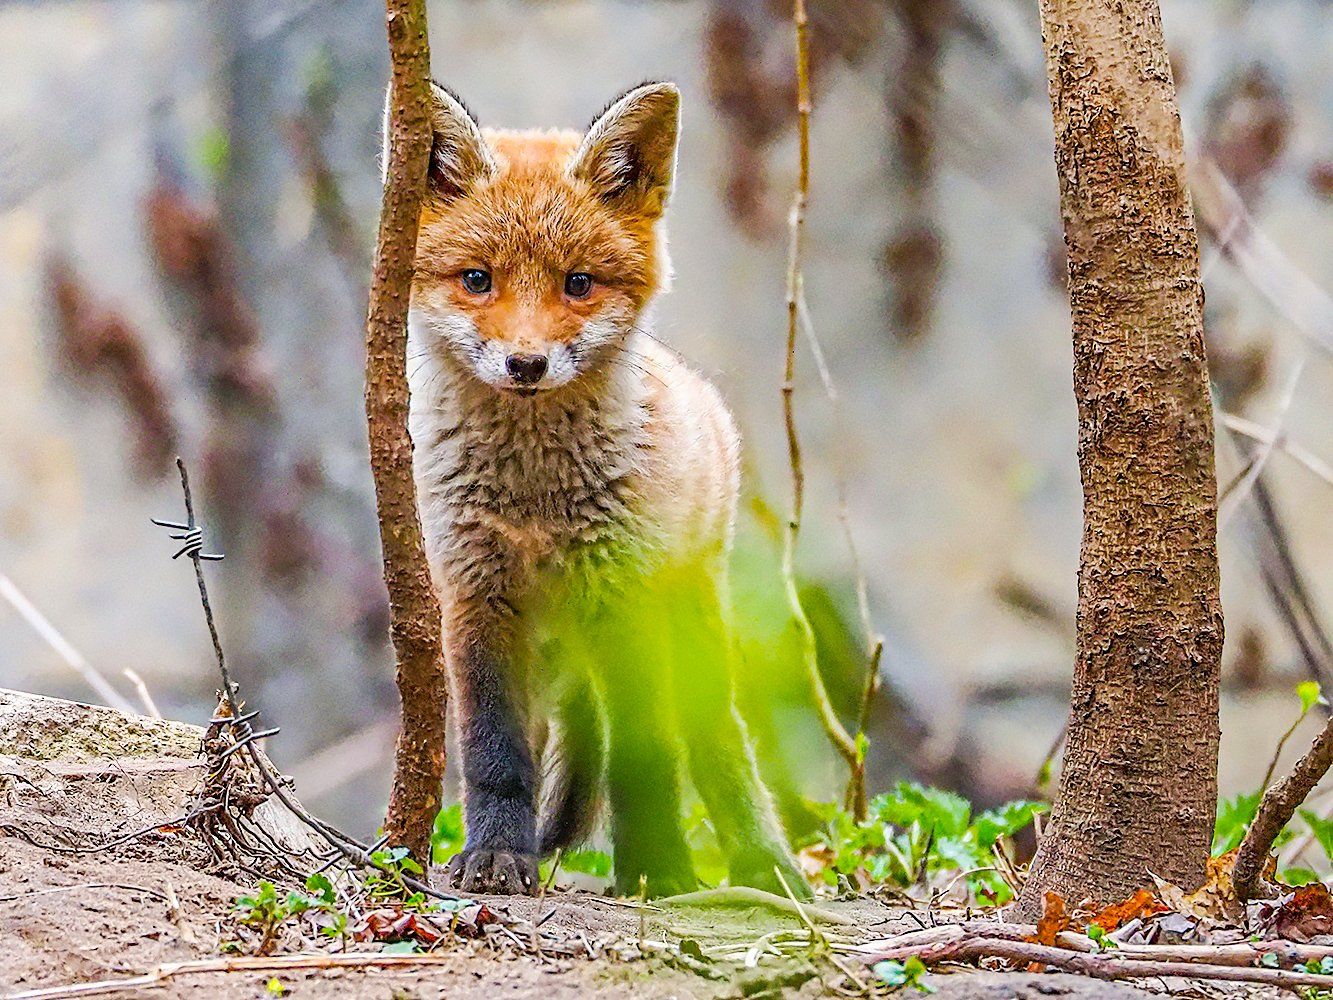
top-left (854, 922), bottom-right (1333, 988)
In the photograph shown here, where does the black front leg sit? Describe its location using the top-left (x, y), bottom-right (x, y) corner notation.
top-left (447, 637), bottom-right (538, 895)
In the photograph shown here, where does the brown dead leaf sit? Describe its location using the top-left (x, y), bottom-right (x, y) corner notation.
top-left (1274, 884), bottom-right (1333, 942)
top-left (1023, 891), bottom-right (1068, 971)
top-left (1089, 889), bottom-right (1168, 932)
top-left (1034, 891), bottom-right (1069, 945)
top-left (1151, 851), bottom-right (1243, 925)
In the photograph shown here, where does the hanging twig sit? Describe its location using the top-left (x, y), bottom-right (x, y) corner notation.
top-left (780, 0), bottom-right (864, 820)
top-left (794, 294), bottom-right (885, 816)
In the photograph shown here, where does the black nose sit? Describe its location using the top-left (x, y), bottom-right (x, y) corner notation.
top-left (505, 353), bottom-right (548, 385)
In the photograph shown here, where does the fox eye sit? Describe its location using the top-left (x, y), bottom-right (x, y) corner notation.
top-left (564, 272), bottom-right (594, 299)
top-left (460, 269), bottom-right (492, 294)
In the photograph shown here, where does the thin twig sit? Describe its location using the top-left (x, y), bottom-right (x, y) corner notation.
top-left (858, 930), bottom-right (1333, 990)
top-left (1219, 359), bottom-right (1304, 526)
top-left (0, 882), bottom-right (171, 905)
top-left (780, 0), bottom-right (862, 819)
top-left (121, 668), bottom-right (162, 720)
top-left (795, 292), bottom-right (886, 768)
top-left (0, 572), bottom-right (134, 713)
top-left (1259, 698), bottom-right (1315, 794)
top-left (1221, 412), bottom-right (1333, 490)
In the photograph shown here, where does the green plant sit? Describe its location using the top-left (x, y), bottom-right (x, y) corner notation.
top-left (803, 782), bottom-right (1047, 904)
top-left (366, 845), bottom-right (431, 908)
top-left (873, 956), bottom-right (934, 992)
top-left (232, 880), bottom-right (321, 955)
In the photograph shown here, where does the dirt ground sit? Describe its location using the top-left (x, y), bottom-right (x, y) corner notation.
top-left (1, 836), bottom-right (1179, 1000)
top-left (0, 691), bottom-right (1173, 998)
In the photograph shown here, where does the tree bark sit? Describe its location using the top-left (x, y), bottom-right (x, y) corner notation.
top-left (367, 0), bottom-right (447, 862)
top-left (1015, 0), bottom-right (1224, 916)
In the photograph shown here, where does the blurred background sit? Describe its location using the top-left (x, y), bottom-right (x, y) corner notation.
top-left (0, 0), bottom-right (1329, 835)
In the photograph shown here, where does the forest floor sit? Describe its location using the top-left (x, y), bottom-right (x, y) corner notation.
top-left (1, 836), bottom-right (1175, 1000)
top-left (0, 691), bottom-right (1239, 998)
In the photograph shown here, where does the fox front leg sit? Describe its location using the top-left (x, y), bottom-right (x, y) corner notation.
top-left (446, 636), bottom-right (539, 895)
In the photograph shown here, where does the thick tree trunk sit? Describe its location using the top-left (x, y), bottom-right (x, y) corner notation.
top-left (1015, 0), bottom-right (1224, 916)
top-left (368, 0), bottom-right (447, 862)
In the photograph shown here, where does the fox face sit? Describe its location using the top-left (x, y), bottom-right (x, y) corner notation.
top-left (403, 82), bottom-right (680, 395)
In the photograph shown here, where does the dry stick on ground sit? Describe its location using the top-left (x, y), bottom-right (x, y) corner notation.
top-left (780, 0), bottom-right (865, 821)
top-left (368, 0), bottom-right (449, 862)
top-left (857, 930), bottom-right (1333, 991)
top-left (1015, 0), bottom-right (1224, 916)
top-left (1235, 711), bottom-right (1333, 902)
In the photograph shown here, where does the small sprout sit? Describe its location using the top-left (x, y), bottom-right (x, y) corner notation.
top-left (1086, 925), bottom-right (1117, 950)
top-left (265, 977), bottom-right (288, 996)
top-left (873, 956), bottom-right (935, 993)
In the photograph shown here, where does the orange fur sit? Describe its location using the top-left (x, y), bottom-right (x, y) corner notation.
top-left (412, 128), bottom-right (661, 351)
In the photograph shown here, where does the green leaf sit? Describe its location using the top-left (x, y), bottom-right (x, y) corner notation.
top-left (873, 783), bottom-right (971, 838)
top-left (266, 977), bottom-right (288, 996)
top-left (382, 941), bottom-right (419, 955)
top-left (1214, 792), bottom-right (1262, 854)
top-left (874, 960), bottom-right (909, 986)
top-left (1282, 867), bottom-right (1320, 887)
top-left (197, 127), bottom-right (231, 180)
top-left (1298, 681), bottom-right (1325, 713)
top-left (1300, 810), bottom-right (1333, 864)
top-left (855, 731), bottom-right (870, 765)
top-left (305, 872), bottom-right (336, 906)
top-left (1260, 953), bottom-right (1281, 968)
top-left (974, 801), bottom-right (1048, 849)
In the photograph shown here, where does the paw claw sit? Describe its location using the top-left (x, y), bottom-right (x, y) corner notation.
top-left (446, 847), bottom-right (538, 896)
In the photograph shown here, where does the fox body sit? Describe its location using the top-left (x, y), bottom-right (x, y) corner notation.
top-left (400, 81), bottom-right (803, 897)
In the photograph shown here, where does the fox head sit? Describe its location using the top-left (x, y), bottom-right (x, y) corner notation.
top-left (393, 81), bottom-right (680, 396)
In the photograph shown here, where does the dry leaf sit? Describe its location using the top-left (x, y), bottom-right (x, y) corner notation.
top-left (1151, 851), bottom-right (1243, 924)
top-left (1274, 884), bottom-right (1333, 942)
top-left (1090, 888), bottom-right (1168, 932)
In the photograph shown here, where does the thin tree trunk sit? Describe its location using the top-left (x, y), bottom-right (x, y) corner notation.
top-left (1015, 0), bottom-right (1223, 916)
top-left (368, 0), bottom-right (447, 862)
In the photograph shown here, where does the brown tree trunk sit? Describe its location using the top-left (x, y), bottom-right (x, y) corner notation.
top-left (367, 0), bottom-right (447, 863)
top-left (1015, 0), bottom-right (1224, 917)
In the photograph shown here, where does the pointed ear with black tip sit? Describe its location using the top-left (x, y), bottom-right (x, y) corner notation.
top-left (382, 80), bottom-right (496, 198)
top-left (569, 82), bottom-right (680, 217)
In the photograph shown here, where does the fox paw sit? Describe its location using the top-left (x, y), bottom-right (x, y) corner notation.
top-left (446, 848), bottom-right (538, 895)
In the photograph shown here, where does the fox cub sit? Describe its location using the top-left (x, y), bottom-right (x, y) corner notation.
top-left (397, 80), bottom-right (805, 898)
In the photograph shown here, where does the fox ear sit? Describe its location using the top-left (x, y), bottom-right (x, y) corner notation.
top-left (570, 82), bottom-right (680, 216)
top-left (383, 81), bottom-right (495, 198)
